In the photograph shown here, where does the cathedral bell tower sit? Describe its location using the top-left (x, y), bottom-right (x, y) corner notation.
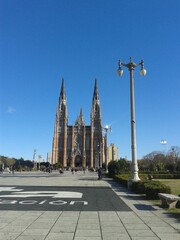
top-left (52, 79), bottom-right (68, 166)
top-left (90, 79), bottom-right (103, 168)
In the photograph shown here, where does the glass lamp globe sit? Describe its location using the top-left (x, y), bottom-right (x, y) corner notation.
top-left (117, 69), bottom-right (123, 76)
top-left (140, 68), bottom-right (147, 76)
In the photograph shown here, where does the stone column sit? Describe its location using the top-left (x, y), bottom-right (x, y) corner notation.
top-left (82, 125), bottom-right (86, 168)
top-left (63, 122), bottom-right (67, 167)
top-left (71, 125), bottom-right (75, 168)
top-left (90, 126), bottom-right (94, 168)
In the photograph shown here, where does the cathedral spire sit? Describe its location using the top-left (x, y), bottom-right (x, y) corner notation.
top-left (92, 78), bottom-right (99, 102)
top-left (91, 79), bottom-right (102, 126)
top-left (59, 78), bottom-right (66, 104)
top-left (75, 107), bottom-right (85, 126)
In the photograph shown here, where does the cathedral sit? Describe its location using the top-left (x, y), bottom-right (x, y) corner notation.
top-left (52, 79), bottom-right (107, 169)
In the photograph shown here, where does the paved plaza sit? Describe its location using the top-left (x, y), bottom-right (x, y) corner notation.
top-left (0, 171), bottom-right (179, 240)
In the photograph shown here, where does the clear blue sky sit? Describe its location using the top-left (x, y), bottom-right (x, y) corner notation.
top-left (0, 0), bottom-right (180, 161)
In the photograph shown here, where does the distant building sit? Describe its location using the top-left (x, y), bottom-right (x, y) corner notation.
top-left (52, 79), bottom-right (107, 169)
top-left (108, 144), bottom-right (118, 161)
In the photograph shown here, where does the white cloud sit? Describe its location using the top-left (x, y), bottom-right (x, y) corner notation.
top-left (7, 106), bottom-right (16, 114)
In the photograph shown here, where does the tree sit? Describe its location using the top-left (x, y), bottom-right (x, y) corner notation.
top-left (108, 158), bottom-right (131, 177)
top-left (3, 158), bottom-right (16, 170)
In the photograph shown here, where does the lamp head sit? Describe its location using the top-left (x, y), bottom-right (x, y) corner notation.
top-left (140, 60), bottom-right (146, 76)
top-left (140, 68), bottom-right (146, 76)
top-left (105, 125), bottom-right (109, 130)
top-left (117, 68), bottom-right (123, 76)
top-left (117, 60), bottom-right (123, 76)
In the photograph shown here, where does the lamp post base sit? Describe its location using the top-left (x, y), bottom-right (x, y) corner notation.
top-left (128, 174), bottom-right (141, 189)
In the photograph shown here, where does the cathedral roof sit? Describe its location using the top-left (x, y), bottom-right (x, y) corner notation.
top-left (75, 108), bottom-right (85, 126)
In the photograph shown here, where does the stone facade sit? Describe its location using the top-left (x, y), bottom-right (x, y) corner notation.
top-left (108, 144), bottom-right (118, 161)
top-left (52, 79), bottom-right (106, 169)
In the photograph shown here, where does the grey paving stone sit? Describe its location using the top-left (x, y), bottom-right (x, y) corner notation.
top-left (74, 237), bottom-right (101, 240)
top-left (0, 232), bottom-right (20, 240)
top-left (101, 226), bottom-right (127, 233)
top-left (150, 226), bottom-right (179, 233)
top-left (78, 219), bottom-right (99, 224)
top-left (123, 223), bottom-right (149, 230)
top-left (77, 223), bottom-right (100, 230)
top-left (45, 232), bottom-right (74, 240)
top-left (75, 229), bottom-right (101, 237)
top-left (100, 221), bottom-right (124, 227)
top-left (128, 229), bottom-right (157, 237)
top-left (54, 221), bottom-right (77, 226)
top-left (51, 225), bottom-right (76, 233)
top-left (102, 232), bottom-right (131, 240)
top-left (22, 228), bottom-right (50, 236)
top-left (131, 237), bottom-right (160, 240)
top-left (170, 223), bottom-right (180, 230)
top-left (0, 223), bottom-right (8, 229)
top-left (156, 233), bottom-right (180, 240)
top-left (120, 218), bottom-right (144, 224)
top-left (0, 224), bottom-right (28, 232)
top-left (16, 235), bottom-right (45, 240)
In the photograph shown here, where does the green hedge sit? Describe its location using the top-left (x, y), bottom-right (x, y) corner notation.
top-left (114, 174), bottom-right (130, 187)
top-left (131, 180), bottom-right (171, 199)
top-left (114, 174), bottom-right (171, 199)
top-left (139, 173), bottom-right (180, 179)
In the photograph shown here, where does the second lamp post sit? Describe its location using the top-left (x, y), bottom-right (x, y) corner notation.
top-left (117, 57), bottom-right (146, 182)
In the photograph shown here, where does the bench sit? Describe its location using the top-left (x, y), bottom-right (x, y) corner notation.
top-left (158, 193), bottom-right (180, 209)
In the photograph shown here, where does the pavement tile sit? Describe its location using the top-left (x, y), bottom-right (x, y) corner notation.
top-left (22, 228), bottom-right (50, 236)
top-left (101, 226), bottom-right (127, 233)
top-left (74, 237), bottom-right (101, 240)
top-left (102, 233), bottom-right (131, 240)
top-left (101, 222), bottom-right (124, 228)
top-left (131, 237), bottom-right (160, 240)
top-left (0, 223), bottom-right (8, 229)
top-left (75, 229), bottom-right (101, 237)
top-left (120, 218), bottom-right (144, 224)
top-left (54, 221), bottom-right (77, 226)
top-left (78, 219), bottom-right (99, 224)
top-left (10, 220), bottom-right (33, 226)
top-left (145, 222), bottom-right (171, 227)
top-left (45, 232), bottom-right (74, 240)
top-left (170, 223), bottom-right (180, 230)
top-left (0, 224), bottom-right (28, 232)
top-left (123, 223), bottom-right (149, 230)
top-left (56, 216), bottom-right (79, 221)
top-left (156, 233), bottom-right (180, 240)
top-left (28, 222), bottom-right (54, 229)
top-left (51, 225), bottom-right (76, 233)
top-left (150, 226), bottom-right (179, 233)
top-left (128, 229), bottom-right (158, 237)
top-left (77, 223), bottom-right (100, 230)
top-left (0, 232), bottom-right (20, 240)
top-left (16, 235), bottom-right (45, 240)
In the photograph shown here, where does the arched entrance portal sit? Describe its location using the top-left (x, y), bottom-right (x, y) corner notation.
top-left (75, 155), bottom-right (82, 167)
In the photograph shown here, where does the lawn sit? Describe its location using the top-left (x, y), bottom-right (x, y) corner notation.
top-left (153, 179), bottom-right (180, 214)
top-left (157, 179), bottom-right (180, 196)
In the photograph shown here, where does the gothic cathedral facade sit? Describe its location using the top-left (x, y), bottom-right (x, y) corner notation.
top-left (52, 79), bottom-right (106, 169)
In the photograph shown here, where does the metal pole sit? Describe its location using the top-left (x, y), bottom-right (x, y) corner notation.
top-left (129, 67), bottom-right (140, 182)
top-left (105, 131), bottom-right (108, 173)
top-left (117, 57), bottom-right (146, 183)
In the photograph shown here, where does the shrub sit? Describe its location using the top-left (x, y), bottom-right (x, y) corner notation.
top-left (139, 172), bottom-right (180, 179)
top-left (131, 180), bottom-right (171, 199)
top-left (113, 173), bottom-right (172, 200)
top-left (114, 174), bottom-right (130, 187)
top-left (144, 181), bottom-right (171, 199)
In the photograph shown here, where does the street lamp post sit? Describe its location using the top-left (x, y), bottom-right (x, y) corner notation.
top-left (104, 125), bottom-right (112, 173)
top-left (117, 57), bottom-right (146, 183)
